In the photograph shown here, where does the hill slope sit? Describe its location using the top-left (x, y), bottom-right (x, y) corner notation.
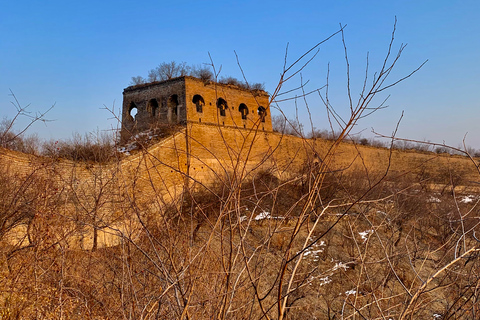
top-left (1, 124), bottom-right (480, 318)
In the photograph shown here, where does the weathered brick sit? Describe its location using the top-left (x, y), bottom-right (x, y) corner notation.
top-left (121, 76), bottom-right (272, 142)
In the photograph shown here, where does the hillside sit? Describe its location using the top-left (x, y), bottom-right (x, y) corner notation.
top-left (1, 123), bottom-right (480, 319)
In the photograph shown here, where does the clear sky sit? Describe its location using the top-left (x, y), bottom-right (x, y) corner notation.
top-left (1, 0), bottom-right (479, 148)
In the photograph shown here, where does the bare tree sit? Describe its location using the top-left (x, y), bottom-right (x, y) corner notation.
top-left (148, 61), bottom-right (191, 81)
top-left (12, 19), bottom-right (480, 320)
top-left (0, 91), bottom-right (52, 151)
top-left (130, 75), bottom-right (146, 85)
top-left (190, 64), bottom-right (214, 81)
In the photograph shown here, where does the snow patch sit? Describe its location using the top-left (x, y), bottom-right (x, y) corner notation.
top-left (303, 241), bottom-right (326, 260)
top-left (359, 230), bottom-right (373, 243)
top-left (254, 211), bottom-right (270, 220)
top-left (332, 262), bottom-right (349, 271)
top-left (345, 289), bottom-right (356, 296)
top-left (254, 211), bottom-right (284, 221)
top-left (460, 195), bottom-right (475, 203)
top-left (319, 276), bottom-right (331, 286)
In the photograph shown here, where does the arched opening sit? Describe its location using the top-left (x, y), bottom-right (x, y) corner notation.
top-left (148, 99), bottom-right (159, 117)
top-left (192, 95), bottom-right (205, 113)
top-left (258, 106), bottom-right (266, 122)
top-left (239, 103), bottom-right (249, 120)
top-left (217, 98), bottom-right (227, 117)
top-left (168, 95), bottom-right (179, 116)
top-left (128, 102), bottom-right (138, 121)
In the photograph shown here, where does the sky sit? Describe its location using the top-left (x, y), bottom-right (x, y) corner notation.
top-left (1, 0), bottom-right (480, 148)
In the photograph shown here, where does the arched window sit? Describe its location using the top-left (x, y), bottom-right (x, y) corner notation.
top-left (217, 98), bottom-right (228, 117)
top-left (239, 103), bottom-right (249, 120)
top-left (168, 94), bottom-right (179, 116)
top-left (192, 95), bottom-right (205, 113)
top-left (148, 99), bottom-right (159, 117)
top-left (128, 102), bottom-right (138, 121)
top-left (258, 106), bottom-right (266, 122)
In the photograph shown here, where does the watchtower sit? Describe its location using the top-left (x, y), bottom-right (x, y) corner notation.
top-left (121, 76), bottom-right (271, 142)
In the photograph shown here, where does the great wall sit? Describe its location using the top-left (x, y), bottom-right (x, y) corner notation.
top-left (2, 76), bottom-right (479, 250)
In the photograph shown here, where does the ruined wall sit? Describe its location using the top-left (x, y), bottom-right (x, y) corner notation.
top-left (122, 78), bottom-right (187, 142)
top-left (121, 77), bottom-right (271, 142)
top-left (4, 124), bottom-right (480, 249)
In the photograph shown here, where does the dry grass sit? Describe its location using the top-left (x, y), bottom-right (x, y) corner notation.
top-left (1, 144), bottom-right (480, 319)
top-left (2, 22), bottom-right (480, 319)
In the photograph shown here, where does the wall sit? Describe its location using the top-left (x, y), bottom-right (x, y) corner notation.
top-left (3, 124), bottom-right (480, 249)
top-left (121, 78), bottom-right (187, 142)
top-left (184, 77), bottom-right (271, 131)
top-left (121, 77), bottom-right (272, 142)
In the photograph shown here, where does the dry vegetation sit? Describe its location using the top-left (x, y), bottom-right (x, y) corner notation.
top-left (2, 143), bottom-right (480, 319)
top-left (2, 22), bottom-right (480, 320)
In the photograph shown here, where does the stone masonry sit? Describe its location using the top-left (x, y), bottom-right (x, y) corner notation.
top-left (121, 76), bottom-right (272, 142)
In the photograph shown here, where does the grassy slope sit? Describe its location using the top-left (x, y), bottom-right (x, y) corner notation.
top-left (1, 131), bottom-right (480, 318)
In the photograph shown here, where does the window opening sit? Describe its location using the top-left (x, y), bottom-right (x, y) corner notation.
top-left (168, 94), bottom-right (179, 116)
top-left (129, 102), bottom-right (138, 121)
top-left (239, 103), bottom-right (249, 120)
top-left (217, 98), bottom-right (227, 117)
top-left (258, 106), bottom-right (266, 123)
top-left (148, 99), bottom-right (159, 117)
top-left (192, 95), bottom-right (205, 113)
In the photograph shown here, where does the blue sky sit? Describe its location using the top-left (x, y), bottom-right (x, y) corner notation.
top-left (1, 0), bottom-right (480, 148)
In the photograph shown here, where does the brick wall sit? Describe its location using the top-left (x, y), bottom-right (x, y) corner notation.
top-left (121, 77), bottom-right (271, 142)
top-left (3, 125), bottom-right (480, 248)
top-left (183, 77), bottom-right (271, 131)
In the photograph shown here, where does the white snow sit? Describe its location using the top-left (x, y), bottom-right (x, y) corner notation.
top-left (253, 211), bottom-right (285, 220)
top-left (332, 262), bottom-right (349, 271)
top-left (345, 289), bottom-right (356, 296)
top-left (254, 211), bottom-right (270, 220)
top-left (303, 241), bottom-right (326, 260)
top-left (359, 230), bottom-right (373, 243)
top-left (303, 249), bottom-right (323, 256)
top-left (319, 276), bottom-right (331, 286)
top-left (460, 195), bottom-right (475, 203)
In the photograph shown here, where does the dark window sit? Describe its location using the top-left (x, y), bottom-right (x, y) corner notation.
top-left (217, 98), bottom-right (228, 117)
top-left (239, 103), bottom-right (249, 120)
top-left (148, 99), bottom-right (159, 117)
top-left (258, 106), bottom-right (266, 122)
top-left (192, 95), bottom-right (205, 113)
top-left (168, 94), bottom-right (179, 115)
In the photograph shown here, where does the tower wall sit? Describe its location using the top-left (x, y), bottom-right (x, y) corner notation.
top-left (183, 77), bottom-right (271, 131)
top-left (121, 76), bottom-right (271, 143)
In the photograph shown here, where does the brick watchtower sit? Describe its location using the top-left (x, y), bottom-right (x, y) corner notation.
top-left (121, 76), bottom-right (271, 142)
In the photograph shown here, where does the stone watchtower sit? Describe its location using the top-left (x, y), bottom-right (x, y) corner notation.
top-left (121, 76), bottom-right (271, 142)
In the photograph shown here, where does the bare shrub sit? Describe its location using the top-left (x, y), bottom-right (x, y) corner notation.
top-left (0, 92), bottom-right (52, 154)
top-left (190, 64), bottom-right (214, 81)
top-left (149, 61), bottom-right (191, 81)
top-left (7, 20), bottom-right (480, 320)
top-left (42, 131), bottom-right (116, 162)
top-left (272, 114), bottom-right (304, 137)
